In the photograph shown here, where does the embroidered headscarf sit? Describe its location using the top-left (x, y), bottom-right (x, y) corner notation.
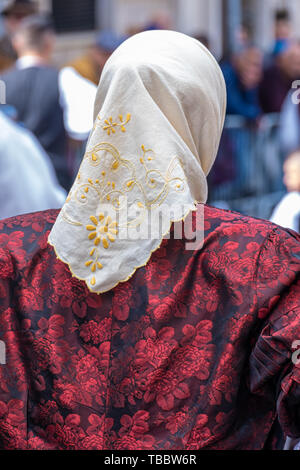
top-left (48, 30), bottom-right (226, 293)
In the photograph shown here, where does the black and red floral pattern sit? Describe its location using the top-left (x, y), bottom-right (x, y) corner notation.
top-left (0, 205), bottom-right (299, 450)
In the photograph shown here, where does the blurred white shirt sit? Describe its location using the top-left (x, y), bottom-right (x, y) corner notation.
top-left (16, 56), bottom-right (97, 141)
top-left (0, 111), bottom-right (67, 220)
top-left (270, 192), bottom-right (300, 232)
top-left (59, 66), bottom-right (97, 141)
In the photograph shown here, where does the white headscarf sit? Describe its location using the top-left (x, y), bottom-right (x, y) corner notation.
top-left (48, 30), bottom-right (226, 293)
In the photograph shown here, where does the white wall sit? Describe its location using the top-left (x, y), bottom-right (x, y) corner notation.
top-left (37, 0), bottom-right (300, 65)
top-left (175, 0), bottom-right (223, 58)
top-left (111, 0), bottom-right (176, 34)
top-left (207, 0), bottom-right (223, 58)
top-left (112, 0), bottom-right (223, 58)
top-left (176, 0), bottom-right (208, 34)
top-left (37, 0), bottom-right (222, 60)
top-left (289, 0), bottom-right (300, 40)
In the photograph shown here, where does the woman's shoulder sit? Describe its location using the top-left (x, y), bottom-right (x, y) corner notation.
top-left (203, 203), bottom-right (273, 228)
top-left (200, 205), bottom-right (300, 300)
top-left (0, 209), bottom-right (59, 230)
top-left (0, 210), bottom-right (60, 275)
top-left (202, 203), bottom-right (300, 244)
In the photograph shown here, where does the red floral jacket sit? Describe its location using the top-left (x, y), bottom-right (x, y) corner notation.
top-left (0, 205), bottom-right (299, 450)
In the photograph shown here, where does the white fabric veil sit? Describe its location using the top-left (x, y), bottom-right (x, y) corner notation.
top-left (49, 30), bottom-right (226, 293)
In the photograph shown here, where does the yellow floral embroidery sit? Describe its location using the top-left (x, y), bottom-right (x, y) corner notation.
top-left (86, 214), bottom-right (118, 250)
top-left (60, 114), bottom-right (188, 290)
top-left (103, 113), bottom-right (131, 135)
top-left (81, 142), bottom-right (186, 212)
top-left (84, 215), bottom-right (118, 284)
top-left (140, 145), bottom-right (155, 165)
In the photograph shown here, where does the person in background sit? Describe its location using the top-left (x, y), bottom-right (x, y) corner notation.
top-left (210, 47), bottom-right (262, 198)
top-left (1, 15), bottom-right (97, 190)
top-left (271, 150), bottom-right (300, 233)
top-left (272, 9), bottom-right (292, 58)
top-left (0, 0), bottom-right (37, 72)
top-left (259, 41), bottom-right (300, 114)
top-left (0, 110), bottom-right (66, 220)
top-left (1, 14), bottom-right (69, 189)
top-left (236, 24), bottom-right (251, 50)
top-left (68, 31), bottom-right (125, 86)
top-left (221, 46), bottom-right (263, 120)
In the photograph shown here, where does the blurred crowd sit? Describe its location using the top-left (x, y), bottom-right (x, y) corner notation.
top-left (206, 8), bottom-right (300, 231)
top-left (0, 0), bottom-right (299, 232)
top-left (221, 9), bottom-right (300, 119)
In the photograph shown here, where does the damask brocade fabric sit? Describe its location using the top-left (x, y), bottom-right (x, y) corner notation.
top-left (0, 205), bottom-right (299, 450)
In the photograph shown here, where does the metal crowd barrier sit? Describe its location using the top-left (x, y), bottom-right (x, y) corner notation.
top-left (208, 113), bottom-right (285, 220)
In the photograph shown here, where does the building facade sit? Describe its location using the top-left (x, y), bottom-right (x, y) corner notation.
top-left (35, 0), bottom-right (300, 65)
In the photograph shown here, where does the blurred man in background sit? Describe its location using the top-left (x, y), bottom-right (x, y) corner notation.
top-left (272, 8), bottom-right (292, 58)
top-left (68, 31), bottom-right (125, 85)
top-left (222, 46), bottom-right (263, 120)
top-left (1, 14), bottom-right (97, 190)
top-left (259, 41), bottom-right (300, 113)
top-left (0, 0), bottom-right (37, 72)
top-left (0, 14), bottom-right (70, 189)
